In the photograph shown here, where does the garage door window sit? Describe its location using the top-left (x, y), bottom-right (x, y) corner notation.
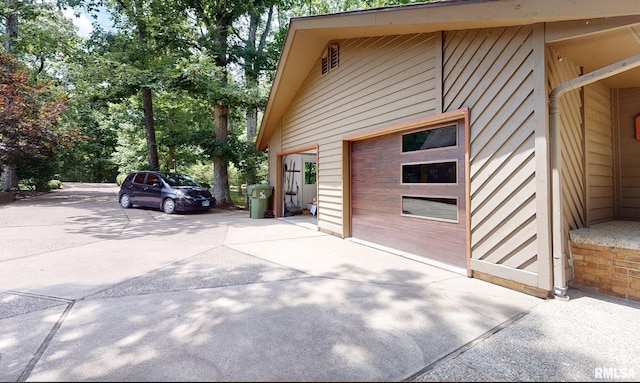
top-left (401, 196), bottom-right (458, 222)
top-left (402, 124), bottom-right (456, 152)
top-left (402, 161), bottom-right (457, 184)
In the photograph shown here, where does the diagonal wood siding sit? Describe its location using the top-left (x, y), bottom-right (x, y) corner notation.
top-left (443, 26), bottom-right (543, 286)
top-left (546, 46), bottom-right (585, 234)
top-left (274, 33), bottom-right (438, 234)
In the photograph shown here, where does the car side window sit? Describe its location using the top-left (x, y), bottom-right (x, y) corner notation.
top-left (133, 173), bottom-right (145, 184)
top-left (145, 173), bottom-right (160, 186)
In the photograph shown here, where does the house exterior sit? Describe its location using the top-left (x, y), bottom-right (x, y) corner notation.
top-left (256, 0), bottom-right (640, 299)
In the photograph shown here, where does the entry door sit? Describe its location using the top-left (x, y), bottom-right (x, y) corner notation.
top-left (350, 122), bottom-right (467, 268)
top-left (302, 160), bottom-right (317, 208)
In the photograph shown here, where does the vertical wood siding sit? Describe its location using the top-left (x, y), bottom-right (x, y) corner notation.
top-left (280, 33), bottom-right (438, 234)
top-left (443, 26), bottom-right (543, 286)
top-left (616, 88), bottom-right (640, 219)
top-left (584, 83), bottom-right (614, 225)
top-left (546, 46), bottom-right (585, 234)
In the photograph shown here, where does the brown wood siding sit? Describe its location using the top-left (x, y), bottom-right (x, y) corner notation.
top-left (443, 26), bottom-right (543, 285)
top-left (547, 46), bottom-right (585, 232)
top-left (279, 33), bottom-right (439, 235)
top-left (616, 88), bottom-right (640, 220)
top-left (350, 123), bottom-right (467, 267)
top-left (584, 83), bottom-right (614, 225)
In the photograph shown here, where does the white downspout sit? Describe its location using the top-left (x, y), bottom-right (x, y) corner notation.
top-left (549, 53), bottom-right (640, 298)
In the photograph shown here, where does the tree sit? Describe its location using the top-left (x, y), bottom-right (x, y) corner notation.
top-left (96, 0), bottom-right (162, 170)
top-left (1, 0), bottom-right (20, 190)
top-left (1, 0), bottom-right (86, 189)
top-left (0, 53), bottom-right (70, 191)
top-left (159, 0), bottom-right (279, 206)
top-left (241, 5), bottom-right (275, 142)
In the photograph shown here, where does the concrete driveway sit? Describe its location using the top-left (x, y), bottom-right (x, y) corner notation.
top-left (1, 183), bottom-right (639, 381)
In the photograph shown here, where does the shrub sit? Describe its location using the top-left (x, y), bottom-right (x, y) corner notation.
top-left (18, 161), bottom-right (56, 191)
top-left (116, 173), bottom-right (128, 186)
top-left (47, 180), bottom-right (62, 190)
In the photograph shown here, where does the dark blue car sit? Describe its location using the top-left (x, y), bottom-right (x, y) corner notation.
top-left (118, 171), bottom-right (215, 214)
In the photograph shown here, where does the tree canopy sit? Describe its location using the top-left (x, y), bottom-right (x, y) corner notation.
top-left (1, 0), bottom-right (426, 194)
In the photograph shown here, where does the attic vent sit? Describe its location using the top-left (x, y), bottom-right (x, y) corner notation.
top-left (322, 43), bottom-right (339, 75)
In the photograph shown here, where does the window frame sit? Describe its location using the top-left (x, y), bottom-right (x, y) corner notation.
top-left (400, 194), bottom-right (460, 223)
top-left (400, 159), bottom-right (459, 185)
top-left (133, 172), bottom-right (146, 185)
top-left (401, 124), bottom-right (458, 154)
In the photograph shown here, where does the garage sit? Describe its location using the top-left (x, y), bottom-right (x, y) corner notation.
top-left (350, 120), bottom-right (468, 269)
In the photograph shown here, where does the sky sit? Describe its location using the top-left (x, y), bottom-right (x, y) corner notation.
top-left (63, 7), bottom-right (112, 38)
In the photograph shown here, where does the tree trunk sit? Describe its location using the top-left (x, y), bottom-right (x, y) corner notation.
top-left (246, 108), bottom-right (257, 141)
top-left (142, 87), bottom-right (159, 170)
top-left (1, 0), bottom-right (19, 192)
top-left (244, 6), bottom-right (272, 142)
top-left (168, 146), bottom-right (175, 171)
top-left (133, 0), bottom-right (159, 171)
top-left (0, 165), bottom-right (18, 192)
top-left (245, 13), bottom-right (259, 141)
top-left (213, 104), bottom-right (232, 205)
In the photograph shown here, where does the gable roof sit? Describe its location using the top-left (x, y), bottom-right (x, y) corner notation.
top-left (256, 0), bottom-right (640, 150)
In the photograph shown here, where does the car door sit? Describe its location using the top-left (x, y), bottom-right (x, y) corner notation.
top-left (140, 172), bottom-right (163, 208)
top-left (127, 172), bottom-right (147, 205)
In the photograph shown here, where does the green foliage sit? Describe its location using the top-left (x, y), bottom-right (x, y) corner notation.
top-left (2, 0), bottom-right (416, 191)
top-left (12, 5), bottom-right (81, 80)
top-left (47, 179), bottom-right (62, 189)
top-left (183, 161), bottom-right (213, 189)
top-left (17, 158), bottom-right (57, 191)
top-left (116, 173), bottom-right (128, 185)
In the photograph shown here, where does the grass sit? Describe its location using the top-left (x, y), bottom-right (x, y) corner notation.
top-left (230, 185), bottom-right (247, 209)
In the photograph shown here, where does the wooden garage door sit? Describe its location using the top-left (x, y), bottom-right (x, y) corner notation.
top-left (350, 122), bottom-right (467, 268)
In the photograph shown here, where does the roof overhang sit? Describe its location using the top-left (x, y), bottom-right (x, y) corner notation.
top-left (256, 0), bottom-right (640, 150)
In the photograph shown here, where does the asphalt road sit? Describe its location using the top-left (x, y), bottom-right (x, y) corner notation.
top-left (1, 183), bottom-right (639, 382)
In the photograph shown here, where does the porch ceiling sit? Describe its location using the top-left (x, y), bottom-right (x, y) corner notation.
top-left (548, 22), bottom-right (640, 88)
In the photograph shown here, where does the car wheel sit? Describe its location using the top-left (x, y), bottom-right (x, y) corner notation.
top-left (120, 194), bottom-right (133, 208)
top-left (162, 198), bottom-right (176, 214)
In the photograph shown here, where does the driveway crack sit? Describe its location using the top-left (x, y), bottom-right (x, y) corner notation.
top-left (17, 301), bottom-right (75, 382)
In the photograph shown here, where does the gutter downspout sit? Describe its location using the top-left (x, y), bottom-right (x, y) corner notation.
top-left (549, 53), bottom-right (640, 298)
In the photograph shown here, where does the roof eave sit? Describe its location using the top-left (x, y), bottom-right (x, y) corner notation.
top-left (256, 0), bottom-right (640, 151)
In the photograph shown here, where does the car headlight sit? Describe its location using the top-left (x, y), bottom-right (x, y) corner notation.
top-left (175, 190), bottom-right (185, 197)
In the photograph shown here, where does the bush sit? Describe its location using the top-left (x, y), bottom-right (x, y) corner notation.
top-left (116, 173), bottom-right (128, 186)
top-left (183, 161), bottom-right (213, 189)
top-left (47, 180), bottom-right (62, 190)
top-left (18, 160), bottom-right (57, 191)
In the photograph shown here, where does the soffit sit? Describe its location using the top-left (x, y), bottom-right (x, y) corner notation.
top-left (548, 21), bottom-right (640, 88)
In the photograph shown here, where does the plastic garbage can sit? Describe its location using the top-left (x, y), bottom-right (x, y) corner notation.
top-left (248, 184), bottom-right (273, 219)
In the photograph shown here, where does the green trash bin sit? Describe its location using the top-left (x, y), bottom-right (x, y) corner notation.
top-left (247, 184), bottom-right (273, 219)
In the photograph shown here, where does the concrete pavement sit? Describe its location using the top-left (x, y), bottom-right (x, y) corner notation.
top-left (1, 183), bottom-right (639, 381)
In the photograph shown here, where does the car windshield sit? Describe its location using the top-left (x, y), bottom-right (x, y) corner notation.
top-left (161, 173), bottom-right (201, 187)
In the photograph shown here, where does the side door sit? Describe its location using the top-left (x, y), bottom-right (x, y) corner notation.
top-left (302, 160), bottom-right (317, 210)
top-left (140, 173), bottom-right (163, 208)
top-left (126, 172), bottom-right (147, 205)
